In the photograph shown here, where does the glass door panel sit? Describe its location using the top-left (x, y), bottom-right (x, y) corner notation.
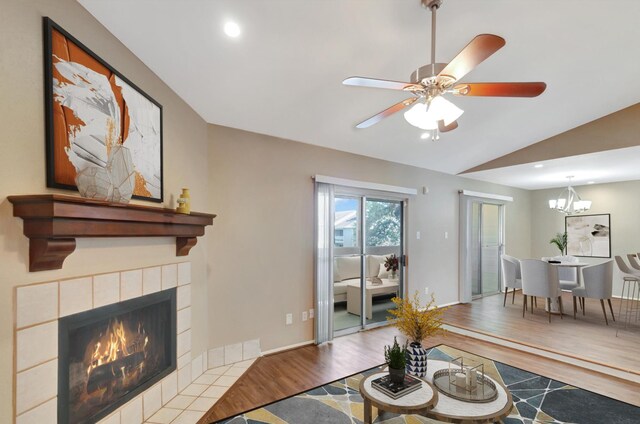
top-left (471, 202), bottom-right (482, 297)
top-left (333, 196), bottom-right (363, 333)
top-left (481, 204), bottom-right (501, 296)
top-left (364, 198), bottom-right (403, 326)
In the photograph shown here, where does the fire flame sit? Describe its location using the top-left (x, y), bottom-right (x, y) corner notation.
top-left (86, 319), bottom-right (146, 376)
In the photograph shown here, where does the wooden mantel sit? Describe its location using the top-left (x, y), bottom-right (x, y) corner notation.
top-left (8, 194), bottom-right (216, 272)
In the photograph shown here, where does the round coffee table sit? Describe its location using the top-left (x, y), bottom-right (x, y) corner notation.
top-left (359, 372), bottom-right (438, 424)
top-left (425, 360), bottom-right (513, 423)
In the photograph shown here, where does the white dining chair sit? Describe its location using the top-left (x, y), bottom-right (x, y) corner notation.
top-left (571, 261), bottom-right (614, 325)
top-left (520, 259), bottom-right (563, 323)
top-left (501, 255), bottom-right (522, 307)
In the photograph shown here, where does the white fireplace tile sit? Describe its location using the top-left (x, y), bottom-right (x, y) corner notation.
top-left (147, 407), bottom-right (181, 424)
top-left (16, 359), bottom-right (57, 415)
top-left (224, 343), bottom-right (243, 365)
top-left (143, 266), bottom-right (162, 295)
top-left (178, 364), bottom-right (192, 392)
top-left (177, 329), bottom-right (191, 358)
top-left (93, 273), bottom-right (120, 308)
top-left (143, 382), bottom-right (162, 420)
top-left (177, 285), bottom-right (191, 310)
top-left (201, 385), bottom-right (228, 398)
top-left (121, 269), bottom-right (143, 301)
top-left (59, 277), bottom-right (92, 317)
top-left (191, 353), bottom-right (203, 380)
top-left (193, 373), bottom-right (218, 385)
top-left (205, 365), bottom-right (230, 376)
top-left (242, 339), bottom-right (261, 360)
top-left (177, 262), bottom-right (191, 286)
top-left (187, 396), bottom-right (218, 412)
top-left (223, 367), bottom-right (246, 377)
top-left (161, 371), bottom-right (178, 405)
top-left (121, 396), bottom-right (143, 424)
top-left (97, 411), bottom-right (120, 424)
top-left (172, 410), bottom-right (202, 424)
top-left (234, 359), bottom-right (257, 369)
top-left (16, 282), bottom-right (58, 329)
top-left (178, 352), bottom-right (191, 370)
top-left (16, 397), bottom-right (56, 424)
top-left (16, 321), bottom-right (57, 372)
top-left (177, 307), bottom-right (191, 335)
top-left (207, 347), bottom-right (224, 369)
top-left (161, 264), bottom-right (177, 289)
top-left (213, 375), bottom-right (239, 387)
top-left (180, 383), bottom-right (208, 397)
top-left (165, 394), bottom-right (196, 410)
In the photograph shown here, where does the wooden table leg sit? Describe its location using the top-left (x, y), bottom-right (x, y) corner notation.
top-left (364, 397), bottom-right (372, 424)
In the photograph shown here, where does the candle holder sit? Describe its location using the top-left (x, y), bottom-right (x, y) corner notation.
top-left (432, 356), bottom-right (498, 403)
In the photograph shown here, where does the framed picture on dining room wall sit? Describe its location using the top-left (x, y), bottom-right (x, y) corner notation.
top-left (43, 17), bottom-right (163, 202)
top-left (565, 214), bottom-right (611, 258)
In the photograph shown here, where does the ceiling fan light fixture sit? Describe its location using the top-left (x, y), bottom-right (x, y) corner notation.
top-left (404, 102), bottom-right (438, 130)
top-left (403, 96), bottom-right (463, 129)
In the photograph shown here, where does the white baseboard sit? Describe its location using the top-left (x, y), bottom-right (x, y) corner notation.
top-left (261, 340), bottom-right (315, 356)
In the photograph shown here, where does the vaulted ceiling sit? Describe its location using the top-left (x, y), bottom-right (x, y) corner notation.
top-left (79, 0), bottom-right (640, 177)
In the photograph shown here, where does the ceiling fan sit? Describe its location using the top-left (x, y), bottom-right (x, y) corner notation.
top-left (343, 0), bottom-right (546, 140)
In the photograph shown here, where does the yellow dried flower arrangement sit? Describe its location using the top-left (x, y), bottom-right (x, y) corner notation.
top-left (387, 291), bottom-right (446, 344)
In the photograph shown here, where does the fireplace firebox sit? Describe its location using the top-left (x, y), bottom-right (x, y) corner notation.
top-left (58, 289), bottom-right (177, 424)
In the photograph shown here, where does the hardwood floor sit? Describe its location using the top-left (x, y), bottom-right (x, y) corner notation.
top-left (200, 325), bottom-right (640, 423)
top-left (442, 291), bottom-right (640, 375)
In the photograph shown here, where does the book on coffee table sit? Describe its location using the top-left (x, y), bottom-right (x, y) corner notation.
top-left (371, 374), bottom-right (422, 399)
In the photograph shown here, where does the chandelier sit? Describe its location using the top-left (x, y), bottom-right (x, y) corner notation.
top-left (548, 176), bottom-right (591, 215)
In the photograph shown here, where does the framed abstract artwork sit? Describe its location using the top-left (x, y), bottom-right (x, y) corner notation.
top-left (44, 18), bottom-right (163, 202)
top-left (565, 214), bottom-right (611, 258)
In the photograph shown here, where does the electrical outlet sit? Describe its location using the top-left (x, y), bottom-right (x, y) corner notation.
top-left (309, 308), bottom-right (315, 319)
top-left (425, 287), bottom-right (429, 295)
top-left (416, 231), bottom-right (421, 240)
top-left (286, 313), bottom-right (293, 325)
top-left (302, 311), bottom-right (308, 321)
top-left (444, 231), bottom-right (448, 239)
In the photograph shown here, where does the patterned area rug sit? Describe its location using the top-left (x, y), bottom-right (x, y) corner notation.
top-left (218, 345), bottom-right (640, 424)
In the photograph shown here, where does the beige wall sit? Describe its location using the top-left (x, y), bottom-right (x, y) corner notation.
top-left (207, 125), bottom-right (532, 351)
top-left (530, 180), bottom-right (640, 295)
top-left (0, 1), bottom-right (210, 421)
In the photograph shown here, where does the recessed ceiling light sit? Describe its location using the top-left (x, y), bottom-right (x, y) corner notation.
top-left (534, 164), bottom-right (544, 168)
top-left (587, 181), bottom-right (595, 184)
top-left (224, 21), bottom-right (241, 38)
top-left (420, 132), bottom-right (430, 140)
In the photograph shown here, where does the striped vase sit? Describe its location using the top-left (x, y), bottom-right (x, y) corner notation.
top-left (406, 342), bottom-right (427, 377)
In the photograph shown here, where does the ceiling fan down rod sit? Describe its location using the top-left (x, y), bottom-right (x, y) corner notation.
top-left (422, 0), bottom-right (442, 76)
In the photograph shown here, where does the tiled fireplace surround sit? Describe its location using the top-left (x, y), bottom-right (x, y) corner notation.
top-left (14, 262), bottom-right (260, 424)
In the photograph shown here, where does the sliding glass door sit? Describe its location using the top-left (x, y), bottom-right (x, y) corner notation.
top-left (333, 193), bottom-right (404, 336)
top-left (470, 202), bottom-right (504, 298)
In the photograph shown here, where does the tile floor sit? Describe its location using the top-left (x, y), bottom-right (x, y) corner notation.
top-left (144, 359), bottom-right (255, 424)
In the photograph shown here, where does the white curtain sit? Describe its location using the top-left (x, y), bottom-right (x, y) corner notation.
top-left (315, 182), bottom-right (334, 344)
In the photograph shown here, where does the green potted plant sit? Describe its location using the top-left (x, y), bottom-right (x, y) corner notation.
top-left (384, 337), bottom-right (408, 384)
top-left (549, 232), bottom-right (567, 254)
top-left (387, 291), bottom-right (446, 377)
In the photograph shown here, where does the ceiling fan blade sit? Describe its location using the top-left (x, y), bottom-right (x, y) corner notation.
top-left (355, 98), bottom-right (418, 129)
top-left (453, 82), bottom-right (547, 97)
top-left (343, 76), bottom-right (416, 91)
top-left (438, 34), bottom-right (506, 82)
top-left (438, 120), bottom-right (458, 132)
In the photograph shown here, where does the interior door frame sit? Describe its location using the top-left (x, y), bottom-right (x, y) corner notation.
top-left (459, 190), bottom-right (512, 303)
